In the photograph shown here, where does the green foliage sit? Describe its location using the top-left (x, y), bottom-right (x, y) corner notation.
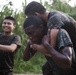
top-left (0, 0), bottom-right (76, 74)
top-left (0, 5), bottom-right (13, 32)
top-left (44, 0), bottom-right (76, 19)
top-left (14, 52), bottom-right (46, 74)
top-left (44, 0), bottom-right (72, 13)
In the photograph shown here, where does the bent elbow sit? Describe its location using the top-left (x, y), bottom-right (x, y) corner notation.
top-left (23, 58), bottom-right (29, 61)
top-left (10, 48), bottom-right (15, 52)
top-left (61, 60), bottom-right (72, 70)
top-left (65, 58), bottom-right (72, 69)
top-left (64, 64), bottom-right (71, 69)
top-left (60, 64), bottom-right (71, 70)
top-left (23, 56), bottom-right (30, 61)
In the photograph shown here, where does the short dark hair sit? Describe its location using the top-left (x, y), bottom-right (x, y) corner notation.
top-left (4, 16), bottom-right (16, 25)
top-left (23, 15), bottom-right (44, 29)
top-left (25, 1), bottom-right (46, 15)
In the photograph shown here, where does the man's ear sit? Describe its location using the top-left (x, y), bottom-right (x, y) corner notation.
top-left (14, 25), bottom-right (16, 29)
top-left (35, 12), bottom-right (40, 16)
top-left (40, 24), bottom-right (45, 30)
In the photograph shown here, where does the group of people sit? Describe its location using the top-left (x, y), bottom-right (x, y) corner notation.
top-left (23, 1), bottom-right (76, 75)
top-left (0, 1), bottom-right (76, 75)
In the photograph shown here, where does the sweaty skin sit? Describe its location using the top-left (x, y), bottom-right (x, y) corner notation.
top-left (30, 29), bottom-right (59, 56)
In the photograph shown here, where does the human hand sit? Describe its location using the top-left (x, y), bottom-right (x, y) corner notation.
top-left (27, 39), bottom-right (46, 51)
top-left (27, 39), bottom-right (39, 50)
top-left (30, 43), bottom-right (51, 56)
top-left (27, 39), bottom-right (33, 45)
top-left (27, 37), bottom-right (51, 56)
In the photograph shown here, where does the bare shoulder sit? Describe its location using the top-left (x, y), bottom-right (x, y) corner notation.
top-left (50, 29), bottom-right (59, 48)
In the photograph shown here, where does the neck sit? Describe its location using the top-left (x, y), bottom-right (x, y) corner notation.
top-left (42, 11), bottom-right (49, 22)
top-left (4, 32), bottom-right (13, 36)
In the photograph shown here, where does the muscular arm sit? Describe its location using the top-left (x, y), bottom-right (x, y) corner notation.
top-left (30, 43), bottom-right (51, 57)
top-left (0, 44), bottom-right (17, 52)
top-left (42, 29), bottom-right (73, 69)
top-left (44, 43), bottom-right (72, 69)
top-left (23, 43), bottom-right (37, 61)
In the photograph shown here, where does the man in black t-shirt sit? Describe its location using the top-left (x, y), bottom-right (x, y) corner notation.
top-left (23, 15), bottom-right (76, 75)
top-left (25, 1), bottom-right (76, 54)
top-left (24, 1), bottom-right (76, 75)
top-left (0, 16), bottom-right (22, 75)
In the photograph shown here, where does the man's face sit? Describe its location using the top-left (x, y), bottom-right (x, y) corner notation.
top-left (2, 19), bottom-right (15, 33)
top-left (24, 25), bottom-right (44, 44)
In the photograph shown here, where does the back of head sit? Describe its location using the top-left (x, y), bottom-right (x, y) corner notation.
top-left (25, 1), bottom-right (46, 15)
top-left (23, 15), bottom-right (44, 29)
top-left (4, 16), bottom-right (16, 25)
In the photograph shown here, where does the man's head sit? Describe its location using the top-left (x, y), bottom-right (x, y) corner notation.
top-left (23, 15), bottom-right (47, 44)
top-left (25, 1), bottom-right (46, 15)
top-left (2, 16), bottom-right (16, 34)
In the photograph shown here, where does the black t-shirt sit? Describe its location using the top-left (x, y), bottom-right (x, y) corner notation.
top-left (47, 10), bottom-right (76, 29)
top-left (47, 10), bottom-right (76, 55)
top-left (47, 10), bottom-right (76, 59)
top-left (45, 29), bottom-right (76, 74)
top-left (45, 10), bottom-right (76, 74)
top-left (0, 33), bottom-right (22, 72)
